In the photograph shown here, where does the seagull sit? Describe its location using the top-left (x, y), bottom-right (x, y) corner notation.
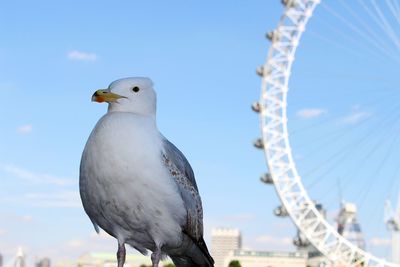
top-left (79, 77), bottom-right (214, 267)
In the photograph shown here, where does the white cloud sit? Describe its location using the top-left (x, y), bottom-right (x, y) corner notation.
top-left (67, 50), bottom-right (98, 61)
top-left (255, 235), bottom-right (292, 246)
top-left (0, 213), bottom-right (33, 222)
top-left (17, 124), bottom-right (32, 134)
top-left (0, 229), bottom-right (6, 236)
top-left (222, 213), bottom-right (255, 222)
top-left (66, 239), bottom-right (85, 249)
top-left (296, 108), bottom-right (326, 119)
top-left (2, 164), bottom-right (75, 186)
top-left (90, 229), bottom-right (113, 240)
top-left (341, 110), bottom-right (372, 124)
top-left (271, 221), bottom-right (294, 231)
top-left (20, 215), bottom-right (33, 222)
top-left (25, 191), bottom-right (81, 208)
top-left (341, 106), bottom-right (372, 125)
top-left (369, 237), bottom-right (391, 247)
top-left (60, 231), bottom-right (174, 265)
top-left (60, 232), bottom-right (117, 260)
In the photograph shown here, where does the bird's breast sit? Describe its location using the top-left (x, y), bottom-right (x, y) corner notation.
top-left (84, 113), bottom-right (163, 178)
top-left (80, 113), bottom-right (185, 247)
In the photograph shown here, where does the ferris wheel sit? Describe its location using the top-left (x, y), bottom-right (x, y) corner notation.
top-left (255, 0), bottom-right (400, 266)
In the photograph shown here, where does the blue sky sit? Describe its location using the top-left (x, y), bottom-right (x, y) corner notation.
top-left (0, 0), bottom-right (399, 264)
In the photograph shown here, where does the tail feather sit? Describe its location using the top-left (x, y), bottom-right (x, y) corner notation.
top-left (168, 235), bottom-right (214, 267)
top-left (195, 237), bottom-right (214, 266)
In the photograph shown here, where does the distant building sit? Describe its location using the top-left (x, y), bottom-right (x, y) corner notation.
top-left (77, 252), bottom-right (172, 267)
top-left (385, 197), bottom-right (400, 263)
top-left (36, 258), bottom-right (51, 267)
top-left (337, 202), bottom-right (365, 249)
top-left (51, 259), bottom-right (75, 267)
top-left (224, 250), bottom-right (307, 267)
top-left (306, 251), bottom-right (329, 267)
top-left (14, 247), bottom-right (25, 267)
top-left (211, 228), bottom-right (241, 267)
top-left (392, 232), bottom-right (400, 264)
top-left (0, 252), bottom-right (3, 267)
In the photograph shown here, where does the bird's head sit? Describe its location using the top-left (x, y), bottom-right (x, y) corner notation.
top-left (92, 77), bottom-right (156, 116)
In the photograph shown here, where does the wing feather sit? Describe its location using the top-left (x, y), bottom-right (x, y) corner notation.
top-left (161, 137), bottom-right (203, 241)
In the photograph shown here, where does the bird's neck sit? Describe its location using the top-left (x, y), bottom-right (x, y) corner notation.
top-left (106, 110), bottom-right (157, 127)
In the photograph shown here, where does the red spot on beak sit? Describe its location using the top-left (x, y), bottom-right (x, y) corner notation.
top-left (96, 96), bottom-right (105, 103)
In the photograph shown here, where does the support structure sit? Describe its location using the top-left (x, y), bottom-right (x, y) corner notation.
top-left (257, 0), bottom-right (399, 266)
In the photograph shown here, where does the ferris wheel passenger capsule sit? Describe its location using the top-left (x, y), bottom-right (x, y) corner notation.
top-left (251, 101), bottom-right (260, 113)
top-left (266, 31), bottom-right (280, 43)
top-left (260, 172), bottom-right (273, 184)
top-left (274, 205), bottom-right (288, 217)
top-left (253, 138), bottom-right (264, 149)
top-left (293, 235), bottom-right (310, 247)
top-left (282, 0), bottom-right (297, 8)
top-left (256, 66), bottom-right (264, 77)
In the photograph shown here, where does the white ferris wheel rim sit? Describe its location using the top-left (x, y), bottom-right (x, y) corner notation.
top-left (259, 1), bottom-right (398, 266)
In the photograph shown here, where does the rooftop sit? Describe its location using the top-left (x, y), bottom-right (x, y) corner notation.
top-left (233, 250), bottom-right (307, 259)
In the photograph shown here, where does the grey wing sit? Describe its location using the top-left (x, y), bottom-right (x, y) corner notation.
top-left (161, 137), bottom-right (203, 241)
top-left (80, 191), bottom-right (101, 234)
top-left (79, 163), bottom-right (101, 234)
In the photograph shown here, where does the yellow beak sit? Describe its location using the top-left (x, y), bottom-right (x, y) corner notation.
top-left (91, 90), bottom-right (126, 103)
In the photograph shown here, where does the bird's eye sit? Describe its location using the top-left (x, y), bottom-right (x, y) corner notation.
top-left (132, 86), bottom-right (140, 93)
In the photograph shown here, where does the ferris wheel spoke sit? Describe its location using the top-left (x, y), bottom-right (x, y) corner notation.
top-left (290, 90), bottom-right (399, 138)
top-left (356, 123), bottom-right (400, 207)
top-left (385, 0), bottom-right (400, 26)
top-left (321, 1), bottom-right (400, 62)
top-left (357, 0), bottom-right (400, 52)
top-left (338, 0), bottom-right (395, 55)
top-left (307, 29), bottom-right (382, 60)
top-left (297, 102), bottom-right (400, 171)
top-left (303, 102), bottom-right (400, 190)
top-left (370, 0), bottom-right (400, 49)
